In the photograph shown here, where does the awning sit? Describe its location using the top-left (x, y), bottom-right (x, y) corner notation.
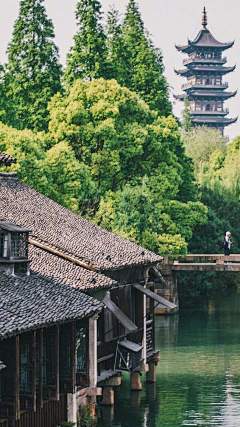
top-left (103, 294), bottom-right (138, 332)
top-left (118, 339), bottom-right (142, 353)
top-left (132, 283), bottom-right (177, 309)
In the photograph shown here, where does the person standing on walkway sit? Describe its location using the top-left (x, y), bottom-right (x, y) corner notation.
top-left (224, 231), bottom-right (232, 256)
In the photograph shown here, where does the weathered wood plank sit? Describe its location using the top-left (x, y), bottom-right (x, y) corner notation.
top-left (133, 283), bottom-right (177, 309)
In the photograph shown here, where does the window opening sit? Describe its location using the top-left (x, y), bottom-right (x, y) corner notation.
top-left (76, 327), bottom-right (87, 373)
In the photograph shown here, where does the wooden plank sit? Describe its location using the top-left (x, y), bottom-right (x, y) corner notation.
top-left (70, 322), bottom-right (76, 394)
top-left (14, 336), bottom-right (20, 420)
top-left (103, 295), bottom-right (138, 332)
top-left (133, 284), bottom-right (177, 309)
top-left (55, 326), bottom-right (59, 401)
top-left (39, 329), bottom-right (43, 409)
top-left (32, 331), bottom-right (37, 412)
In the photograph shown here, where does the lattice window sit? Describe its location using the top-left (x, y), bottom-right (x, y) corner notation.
top-left (0, 233), bottom-right (8, 258)
top-left (0, 342), bottom-right (14, 403)
top-left (19, 343), bottom-right (32, 394)
top-left (76, 327), bottom-right (87, 373)
top-left (59, 329), bottom-right (71, 380)
top-left (43, 336), bottom-right (55, 386)
top-left (11, 232), bottom-right (28, 258)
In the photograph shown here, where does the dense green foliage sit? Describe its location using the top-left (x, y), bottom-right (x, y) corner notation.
top-left (47, 78), bottom-right (206, 255)
top-left (106, 0), bottom-right (172, 116)
top-left (2, 0), bottom-right (62, 132)
top-left (64, 0), bottom-right (171, 117)
top-left (64, 0), bottom-right (108, 84)
top-left (0, 76), bottom-right (207, 257)
top-left (179, 127), bottom-right (240, 306)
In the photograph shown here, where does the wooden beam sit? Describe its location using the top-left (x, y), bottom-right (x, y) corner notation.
top-left (32, 331), bottom-right (36, 412)
top-left (55, 326), bottom-right (60, 401)
top-left (29, 236), bottom-right (99, 272)
top-left (14, 336), bottom-right (20, 420)
top-left (71, 322), bottom-right (76, 394)
top-left (39, 329), bottom-right (43, 408)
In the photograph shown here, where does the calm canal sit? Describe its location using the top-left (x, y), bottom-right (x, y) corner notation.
top-left (99, 290), bottom-right (240, 427)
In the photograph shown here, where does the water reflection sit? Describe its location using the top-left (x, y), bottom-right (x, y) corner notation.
top-left (99, 291), bottom-right (240, 427)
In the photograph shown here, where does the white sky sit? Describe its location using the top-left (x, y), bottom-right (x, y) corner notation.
top-left (1, 0), bottom-right (240, 140)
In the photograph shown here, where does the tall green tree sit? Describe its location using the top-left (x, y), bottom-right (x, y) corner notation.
top-left (106, 6), bottom-right (129, 87)
top-left (109, 0), bottom-right (172, 117)
top-left (182, 96), bottom-right (192, 133)
top-left (64, 0), bottom-right (108, 84)
top-left (48, 78), bottom-right (207, 254)
top-left (5, 0), bottom-right (62, 132)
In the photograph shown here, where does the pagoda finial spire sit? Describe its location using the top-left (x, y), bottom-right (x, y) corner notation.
top-left (202, 6), bottom-right (207, 29)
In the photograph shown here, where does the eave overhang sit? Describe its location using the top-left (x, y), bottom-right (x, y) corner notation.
top-left (192, 116), bottom-right (238, 125)
top-left (175, 65), bottom-right (236, 77)
top-left (176, 32), bottom-right (234, 54)
top-left (186, 90), bottom-right (237, 99)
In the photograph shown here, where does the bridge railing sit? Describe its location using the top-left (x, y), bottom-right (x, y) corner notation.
top-left (177, 254), bottom-right (240, 263)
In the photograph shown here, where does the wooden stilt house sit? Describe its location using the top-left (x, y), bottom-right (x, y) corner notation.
top-left (0, 155), bottom-right (176, 419)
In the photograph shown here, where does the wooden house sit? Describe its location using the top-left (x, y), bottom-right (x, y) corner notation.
top-left (0, 156), bottom-right (176, 424)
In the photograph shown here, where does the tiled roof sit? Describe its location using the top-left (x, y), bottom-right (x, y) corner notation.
top-left (0, 173), bottom-right (162, 271)
top-left (28, 245), bottom-right (116, 293)
top-left (0, 152), bottom-right (16, 166)
top-left (0, 269), bottom-right (103, 340)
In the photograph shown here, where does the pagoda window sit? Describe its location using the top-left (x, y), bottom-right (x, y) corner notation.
top-left (206, 78), bottom-right (211, 85)
top-left (216, 78), bottom-right (221, 85)
top-left (206, 104), bottom-right (212, 111)
top-left (195, 102), bottom-right (201, 111)
top-left (217, 101), bottom-right (223, 111)
top-left (196, 78), bottom-right (201, 84)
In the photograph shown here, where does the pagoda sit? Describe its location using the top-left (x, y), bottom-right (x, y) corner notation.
top-left (174, 7), bottom-right (237, 135)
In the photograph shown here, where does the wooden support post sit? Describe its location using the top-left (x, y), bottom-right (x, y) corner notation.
top-left (55, 326), bottom-right (60, 401)
top-left (146, 362), bottom-right (156, 383)
top-left (89, 316), bottom-right (98, 388)
top-left (39, 329), bottom-right (43, 408)
top-left (71, 321), bottom-right (76, 394)
top-left (32, 331), bottom-right (37, 411)
top-left (130, 372), bottom-right (142, 390)
top-left (101, 386), bottom-right (114, 405)
top-left (14, 336), bottom-right (20, 420)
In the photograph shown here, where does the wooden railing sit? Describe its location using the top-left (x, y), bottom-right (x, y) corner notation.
top-left (0, 394), bottom-right (67, 427)
top-left (97, 328), bottom-right (144, 367)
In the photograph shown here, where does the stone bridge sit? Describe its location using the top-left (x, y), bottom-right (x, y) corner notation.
top-left (156, 255), bottom-right (240, 315)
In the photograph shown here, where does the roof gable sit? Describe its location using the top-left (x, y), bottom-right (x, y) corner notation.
top-left (0, 174), bottom-right (161, 271)
top-left (0, 268), bottom-right (103, 340)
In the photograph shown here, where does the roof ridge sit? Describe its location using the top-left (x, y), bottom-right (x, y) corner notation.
top-left (29, 235), bottom-right (100, 273)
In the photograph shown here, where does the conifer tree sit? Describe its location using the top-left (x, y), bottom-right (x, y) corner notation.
top-left (106, 6), bottom-right (129, 87)
top-left (113, 0), bottom-right (172, 117)
top-left (182, 96), bottom-right (192, 133)
top-left (5, 0), bottom-right (62, 132)
top-left (64, 0), bottom-right (108, 84)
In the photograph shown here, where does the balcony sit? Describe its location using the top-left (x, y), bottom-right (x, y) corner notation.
top-left (191, 108), bottom-right (229, 116)
top-left (181, 82), bottom-right (228, 91)
top-left (183, 57), bottom-right (227, 66)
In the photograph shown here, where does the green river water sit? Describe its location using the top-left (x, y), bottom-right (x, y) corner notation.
top-left (99, 290), bottom-right (240, 427)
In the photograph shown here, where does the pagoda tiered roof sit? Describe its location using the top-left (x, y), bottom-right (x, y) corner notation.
top-left (175, 90), bottom-right (237, 101)
top-left (174, 65), bottom-right (236, 77)
top-left (174, 7), bottom-right (237, 134)
top-left (176, 8), bottom-right (234, 53)
top-left (192, 116), bottom-right (238, 126)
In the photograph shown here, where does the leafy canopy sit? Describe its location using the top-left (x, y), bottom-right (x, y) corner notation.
top-left (48, 78), bottom-right (206, 255)
top-left (64, 0), bottom-right (108, 84)
top-left (4, 0), bottom-right (62, 132)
